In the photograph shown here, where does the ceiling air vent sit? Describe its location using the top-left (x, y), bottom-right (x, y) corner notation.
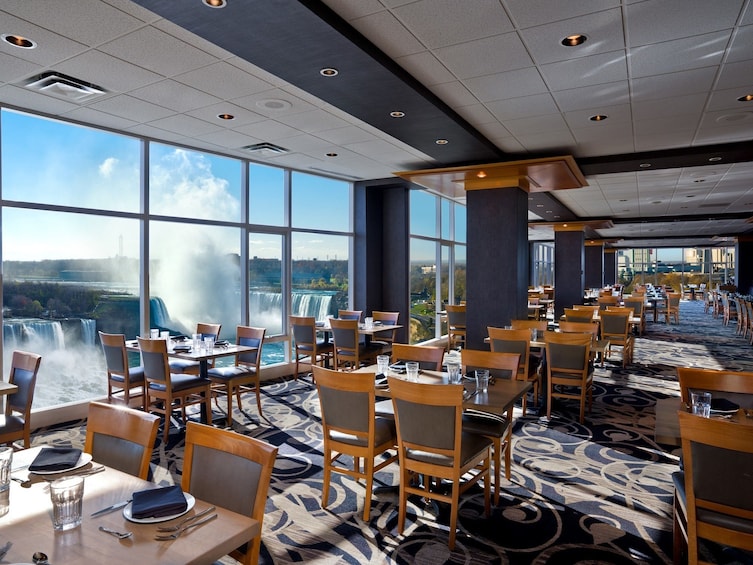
top-left (241, 142), bottom-right (288, 156)
top-left (25, 71), bottom-right (106, 102)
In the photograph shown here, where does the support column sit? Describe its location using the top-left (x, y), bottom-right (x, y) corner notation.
top-left (604, 248), bottom-right (617, 286)
top-left (584, 241), bottom-right (604, 289)
top-left (554, 225), bottom-right (585, 319)
top-left (466, 187), bottom-right (529, 349)
top-left (735, 236), bottom-right (753, 295)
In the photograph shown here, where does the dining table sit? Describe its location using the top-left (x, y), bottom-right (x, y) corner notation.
top-left (0, 381), bottom-right (18, 412)
top-left (125, 337), bottom-right (257, 425)
top-left (2, 445), bottom-right (258, 565)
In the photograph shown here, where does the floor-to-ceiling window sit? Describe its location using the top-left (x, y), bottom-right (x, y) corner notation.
top-left (617, 247), bottom-right (735, 291)
top-left (0, 108), bottom-right (353, 412)
top-left (409, 191), bottom-right (466, 343)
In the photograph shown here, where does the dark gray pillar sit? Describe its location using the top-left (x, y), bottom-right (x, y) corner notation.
top-left (584, 243), bottom-right (603, 289)
top-left (735, 237), bottom-right (753, 295)
top-left (354, 178), bottom-right (410, 344)
top-left (554, 228), bottom-right (585, 319)
top-left (604, 249), bottom-right (617, 286)
top-left (467, 187), bottom-right (529, 350)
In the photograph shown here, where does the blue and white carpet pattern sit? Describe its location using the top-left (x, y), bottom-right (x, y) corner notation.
top-left (31, 300), bottom-right (753, 564)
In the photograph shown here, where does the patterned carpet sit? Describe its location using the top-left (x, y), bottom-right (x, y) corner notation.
top-left (29, 299), bottom-right (753, 564)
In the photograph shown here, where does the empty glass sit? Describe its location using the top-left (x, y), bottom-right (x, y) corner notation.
top-left (446, 361), bottom-right (461, 384)
top-left (376, 355), bottom-right (390, 376)
top-left (204, 336), bottom-right (215, 352)
top-left (475, 369), bottom-right (490, 393)
top-left (691, 391), bottom-right (711, 418)
top-left (50, 476), bottom-right (84, 530)
top-left (0, 447), bottom-right (11, 517)
top-left (405, 361), bottom-right (419, 382)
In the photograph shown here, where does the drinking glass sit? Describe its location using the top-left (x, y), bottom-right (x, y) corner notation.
top-left (50, 476), bottom-right (84, 530)
top-left (204, 336), bottom-right (215, 352)
top-left (192, 333), bottom-right (202, 351)
top-left (475, 369), bottom-right (490, 393)
top-left (376, 355), bottom-right (390, 376)
top-left (0, 447), bottom-right (11, 517)
top-left (691, 391), bottom-right (712, 418)
top-left (446, 361), bottom-right (461, 384)
top-left (150, 328), bottom-right (159, 339)
top-left (405, 361), bottom-right (419, 382)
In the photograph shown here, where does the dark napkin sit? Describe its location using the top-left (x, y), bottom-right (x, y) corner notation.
top-left (131, 485), bottom-right (187, 519)
top-left (29, 447), bottom-right (82, 472)
top-left (710, 397), bottom-right (740, 413)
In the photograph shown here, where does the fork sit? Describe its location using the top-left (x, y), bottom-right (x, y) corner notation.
top-left (154, 513), bottom-right (217, 540)
top-left (156, 505), bottom-right (216, 532)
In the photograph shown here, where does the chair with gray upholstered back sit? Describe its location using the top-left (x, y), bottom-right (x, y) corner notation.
top-left (544, 332), bottom-right (593, 424)
top-left (391, 343), bottom-right (444, 371)
top-left (99, 331), bottom-right (145, 409)
top-left (182, 421), bottom-right (278, 565)
top-left (389, 376), bottom-right (491, 550)
top-left (314, 365), bottom-right (397, 521)
top-left (83, 401), bottom-right (159, 480)
top-left (290, 315), bottom-right (333, 380)
top-left (0, 350), bottom-right (42, 448)
top-left (674, 411), bottom-right (753, 565)
top-left (330, 317), bottom-right (380, 370)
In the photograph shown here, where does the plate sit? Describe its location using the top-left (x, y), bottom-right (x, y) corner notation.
top-left (30, 452), bottom-right (93, 475)
top-left (123, 492), bottom-right (195, 524)
top-left (375, 377), bottom-right (388, 388)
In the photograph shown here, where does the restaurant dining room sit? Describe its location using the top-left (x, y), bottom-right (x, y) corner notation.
top-left (3, 1), bottom-right (753, 564)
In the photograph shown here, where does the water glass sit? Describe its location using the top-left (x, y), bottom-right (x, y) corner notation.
top-left (475, 369), bottom-right (490, 393)
top-left (204, 336), bottom-right (215, 352)
top-left (691, 391), bottom-right (712, 418)
top-left (192, 333), bottom-right (202, 351)
top-left (150, 328), bottom-right (159, 339)
top-left (365, 316), bottom-right (374, 329)
top-left (531, 328), bottom-right (539, 341)
top-left (0, 446), bottom-right (12, 517)
top-left (376, 355), bottom-right (390, 376)
top-left (446, 361), bottom-right (461, 384)
top-left (405, 361), bottom-right (419, 382)
top-left (50, 476), bottom-right (84, 530)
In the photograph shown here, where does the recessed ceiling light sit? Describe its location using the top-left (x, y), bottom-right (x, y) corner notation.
top-left (435, 139), bottom-right (448, 145)
top-left (536, 204), bottom-right (544, 208)
top-left (589, 114), bottom-right (608, 121)
top-left (477, 171), bottom-right (487, 179)
top-left (2, 34), bottom-right (36, 48)
top-left (652, 200), bottom-right (662, 204)
top-left (256, 98), bottom-right (292, 111)
top-left (737, 94), bottom-right (753, 102)
top-left (554, 215), bottom-right (561, 219)
top-left (639, 163), bottom-right (652, 168)
top-left (217, 113), bottom-right (234, 120)
top-left (561, 34), bottom-right (587, 47)
top-left (562, 223), bottom-right (568, 228)
top-left (326, 152), bottom-right (338, 157)
top-left (320, 67), bottom-right (338, 77)
top-left (546, 210), bottom-right (552, 213)
top-left (708, 156), bottom-right (722, 162)
top-left (202, 0), bottom-right (226, 7)
top-left (390, 111), bottom-right (405, 118)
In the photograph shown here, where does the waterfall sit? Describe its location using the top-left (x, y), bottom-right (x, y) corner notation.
top-left (80, 318), bottom-right (97, 345)
top-left (3, 319), bottom-right (66, 349)
top-left (150, 297), bottom-right (172, 328)
top-left (249, 290), bottom-right (335, 320)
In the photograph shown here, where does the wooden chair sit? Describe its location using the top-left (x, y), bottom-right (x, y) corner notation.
top-left (597, 296), bottom-right (619, 310)
top-left (182, 421), bottom-right (278, 565)
top-left (461, 348), bottom-right (520, 506)
top-left (169, 322), bottom-right (222, 374)
top-left (563, 308), bottom-right (596, 324)
top-left (599, 310), bottom-right (634, 368)
top-left (676, 367), bottom-right (753, 409)
top-left (0, 350), bottom-right (42, 448)
top-left (389, 376), bottom-right (491, 550)
top-left (314, 366), bottom-right (397, 521)
top-left (83, 401), bottom-right (159, 480)
top-left (445, 304), bottom-right (467, 350)
top-left (622, 297), bottom-right (646, 335)
top-left (674, 411), bottom-right (753, 565)
top-left (330, 318), bottom-right (381, 370)
top-left (391, 343), bottom-right (444, 371)
top-left (370, 311), bottom-right (399, 355)
top-left (99, 331), bottom-right (145, 409)
top-left (290, 315), bottom-right (333, 380)
top-left (544, 332), bottom-right (593, 424)
top-left (207, 325), bottom-right (265, 426)
top-left (487, 327), bottom-right (538, 415)
top-left (510, 319), bottom-right (547, 333)
top-left (337, 309), bottom-right (362, 321)
top-left (658, 293), bottom-right (681, 324)
top-left (138, 337), bottom-right (212, 442)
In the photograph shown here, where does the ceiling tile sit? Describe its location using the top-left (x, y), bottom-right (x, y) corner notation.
top-left (503, 0), bottom-right (621, 29)
top-left (87, 93), bottom-right (174, 122)
top-left (428, 81), bottom-right (478, 108)
top-left (350, 10), bottom-right (425, 58)
top-left (629, 31), bottom-right (730, 77)
top-left (395, 51), bottom-right (456, 86)
top-left (435, 33), bottom-right (533, 79)
top-left (552, 81), bottom-right (629, 112)
top-left (463, 67), bottom-right (548, 102)
top-left (174, 61), bottom-right (273, 100)
top-left (630, 67), bottom-right (718, 101)
top-left (130, 79), bottom-right (220, 113)
top-left (486, 93), bottom-right (559, 120)
top-left (540, 50), bottom-right (627, 90)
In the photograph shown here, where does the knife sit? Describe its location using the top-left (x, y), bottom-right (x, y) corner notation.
top-left (91, 499), bottom-right (132, 517)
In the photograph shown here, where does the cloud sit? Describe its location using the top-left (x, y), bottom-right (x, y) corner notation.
top-left (99, 157), bottom-right (118, 178)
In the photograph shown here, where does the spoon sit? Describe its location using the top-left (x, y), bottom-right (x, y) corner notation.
top-left (98, 525), bottom-right (133, 539)
top-left (32, 551), bottom-right (49, 564)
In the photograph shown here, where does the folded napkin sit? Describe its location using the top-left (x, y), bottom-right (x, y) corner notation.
top-left (131, 485), bottom-right (187, 519)
top-left (173, 344), bottom-right (192, 352)
top-left (29, 447), bottom-right (82, 472)
top-left (710, 398), bottom-right (740, 413)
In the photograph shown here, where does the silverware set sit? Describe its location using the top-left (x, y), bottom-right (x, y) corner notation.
top-left (155, 505), bottom-right (215, 532)
top-left (154, 513), bottom-right (218, 540)
top-left (42, 465), bottom-right (106, 481)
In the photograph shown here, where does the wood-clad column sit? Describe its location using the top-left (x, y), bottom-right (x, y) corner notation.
top-left (554, 226), bottom-right (585, 319)
top-left (604, 248), bottom-right (617, 286)
top-left (584, 241), bottom-right (604, 289)
top-left (466, 187), bottom-right (528, 349)
top-left (735, 236), bottom-right (753, 295)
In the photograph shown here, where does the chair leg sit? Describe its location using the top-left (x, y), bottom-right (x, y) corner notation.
top-left (226, 385), bottom-right (234, 427)
top-left (491, 436), bottom-right (501, 506)
top-left (448, 481), bottom-right (460, 550)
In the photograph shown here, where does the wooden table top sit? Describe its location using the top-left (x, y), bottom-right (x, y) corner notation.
top-left (0, 381), bottom-right (18, 395)
top-left (3, 446), bottom-right (258, 565)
